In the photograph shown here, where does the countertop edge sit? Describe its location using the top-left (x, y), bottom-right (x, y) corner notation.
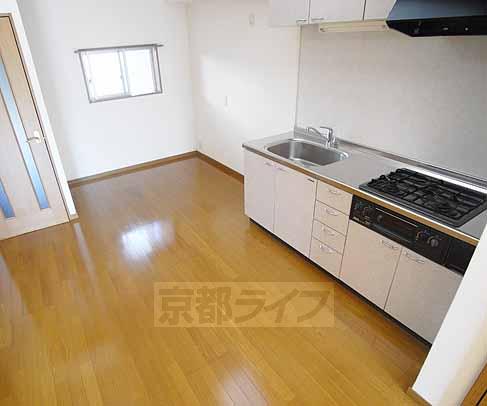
top-left (243, 144), bottom-right (479, 247)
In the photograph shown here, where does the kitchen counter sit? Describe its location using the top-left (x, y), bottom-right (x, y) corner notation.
top-left (243, 130), bottom-right (487, 246)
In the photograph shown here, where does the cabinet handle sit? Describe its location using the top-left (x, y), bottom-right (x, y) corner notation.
top-left (277, 167), bottom-right (286, 172)
top-left (264, 162), bottom-right (274, 167)
top-left (405, 252), bottom-right (426, 264)
top-left (311, 17), bottom-right (325, 22)
top-left (319, 244), bottom-right (334, 254)
top-left (307, 178), bottom-right (315, 183)
top-left (381, 240), bottom-right (399, 251)
top-left (328, 189), bottom-right (341, 196)
top-left (26, 130), bottom-right (44, 144)
top-left (296, 19), bottom-right (308, 24)
top-left (325, 208), bottom-right (339, 216)
top-left (322, 225), bottom-right (336, 236)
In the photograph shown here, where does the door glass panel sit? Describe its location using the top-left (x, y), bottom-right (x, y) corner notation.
top-left (0, 53), bottom-right (49, 210)
top-left (0, 179), bottom-right (14, 218)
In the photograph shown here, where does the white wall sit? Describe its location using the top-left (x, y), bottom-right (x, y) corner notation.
top-left (189, 0), bottom-right (300, 174)
top-left (412, 225), bottom-right (487, 405)
top-left (17, 0), bottom-right (196, 180)
top-left (297, 26), bottom-right (487, 180)
top-left (0, 0), bottom-right (76, 216)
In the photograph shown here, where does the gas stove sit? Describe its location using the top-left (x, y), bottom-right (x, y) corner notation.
top-left (360, 168), bottom-right (487, 227)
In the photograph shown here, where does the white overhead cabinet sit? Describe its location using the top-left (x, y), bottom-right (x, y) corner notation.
top-left (269, 0), bottom-right (310, 26)
top-left (244, 150), bottom-right (317, 256)
top-left (310, 0), bottom-right (366, 23)
top-left (363, 0), bottom-right (396, 20)
top-left (269, 0), bottom-right (393, 26)
top-left (385, 249), bottom-right (462, 342)
top-left (274, 163), bottom-right (317, 256)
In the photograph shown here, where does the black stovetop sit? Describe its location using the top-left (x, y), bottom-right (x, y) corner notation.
top-left (360, 168), bottom-right (487, 227)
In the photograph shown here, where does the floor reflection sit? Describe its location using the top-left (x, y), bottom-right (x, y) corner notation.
top-left (120, 220), bottom-right (175, 262)
top-left (0, 252), bottom-right (16, 348)
top-left (73, 222), bottom-right (96, 275)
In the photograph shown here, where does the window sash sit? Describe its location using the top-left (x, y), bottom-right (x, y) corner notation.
top-left (79, 45), bottom-right (163, 103)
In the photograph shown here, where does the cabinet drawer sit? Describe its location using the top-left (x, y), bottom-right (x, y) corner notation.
top-left (312, 220), bottom-right (346, 254)
top-left (310, 239), bottom-right (343, 278)
top-left (317, 182), bottom-right (352, 214)
top-left (314, 201), bottom-right (349, 235)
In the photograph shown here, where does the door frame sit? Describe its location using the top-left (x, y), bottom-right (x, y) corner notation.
top-left (0, 13), bottom-right (70, 222)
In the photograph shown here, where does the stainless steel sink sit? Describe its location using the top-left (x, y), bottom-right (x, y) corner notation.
top-left (266, 139), bottom-right (349, 167)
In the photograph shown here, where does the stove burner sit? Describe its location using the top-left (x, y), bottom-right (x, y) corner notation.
top-left (360, 168), bottom-right (487, 227)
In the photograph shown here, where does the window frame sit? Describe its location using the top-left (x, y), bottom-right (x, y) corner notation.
top-left (77, 44), bottom-right (163, 104)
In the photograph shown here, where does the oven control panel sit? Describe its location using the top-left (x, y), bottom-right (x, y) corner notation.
top-left (351, 196), bottom-right (451, 266)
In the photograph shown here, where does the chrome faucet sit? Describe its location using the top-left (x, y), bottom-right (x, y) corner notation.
top-left (306, 126), bottom-right (323, 137)
top-left (306, 126), bottom-right (338, 148)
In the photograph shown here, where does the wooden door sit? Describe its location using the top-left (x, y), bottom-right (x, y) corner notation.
top-left (309, 0), bottom-right (366, 23)
top-left (274, 162), bottom-right (317, 257)
top-left (0, 17), bottom-right (67, 240)
top-left (269, 0), bottom-right (311, 26)
top-left (244, 150), bottom-right (276, 232)
top-left (385, 248), bottom-right (462, 343)
top-left (340, 221), bottom-right (402, 308)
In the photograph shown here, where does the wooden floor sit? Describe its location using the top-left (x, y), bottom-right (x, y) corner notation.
top-left (0, 157), bottom-right (429, 405)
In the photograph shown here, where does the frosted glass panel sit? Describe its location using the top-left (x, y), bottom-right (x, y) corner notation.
top-left (0, 179), bottom-right (14, 218)
top-left (0, 55), bottom-right (49, 210)
top-left (124, 49), bottom-right (157, 96)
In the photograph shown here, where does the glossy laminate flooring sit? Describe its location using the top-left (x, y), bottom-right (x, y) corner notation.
top-left (0, 157), bottom-right (428, 405)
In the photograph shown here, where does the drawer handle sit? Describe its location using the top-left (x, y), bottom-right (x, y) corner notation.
top-left (319, 244), bottom-right (334, 254)
top-left (322, 225), bottom-right (337, 236)
top-left (311, 17), bottom-right (325, 22)
top-left (328, 189), bottom-right (341, 196)
top-left (296, 19), bottom-right (308, 24)
top-left (325, 208), bottom-right (339, 216)
top-left (405, 252), bottom-right (426, 264)
top-left (381, 240), bottom-right (399, 251)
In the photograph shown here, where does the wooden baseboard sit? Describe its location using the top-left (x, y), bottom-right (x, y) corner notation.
top-left (68, 151), bottom-right (198, 187)
top-left (67, 150), bottom-right (243, 190)
top-left (407, 387), bottom-right (431, 406)
top-left (196, 152), bottom-right (244, 183)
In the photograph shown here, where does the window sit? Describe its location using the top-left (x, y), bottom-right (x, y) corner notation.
top-left (78, 44), bottom-right (163, 103)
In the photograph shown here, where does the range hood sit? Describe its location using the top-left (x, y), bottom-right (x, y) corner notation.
top-left (387, 0), bottom-right (487, 37)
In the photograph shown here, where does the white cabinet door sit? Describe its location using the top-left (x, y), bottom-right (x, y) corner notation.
top-left (309, 0), bottom-right (366, 23)
top-left (340, 221), bottom-right (402, 308)
top-left (274, 163), bottom-right (317, 256)
top-left (269, 0), bottom-right (311, 26)
top-left (244, 150), bottom-right (276, 232)
top-left (385, 249), bottom-right (462, 343)
top-left (364, 0), bottom-right (396, 20)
